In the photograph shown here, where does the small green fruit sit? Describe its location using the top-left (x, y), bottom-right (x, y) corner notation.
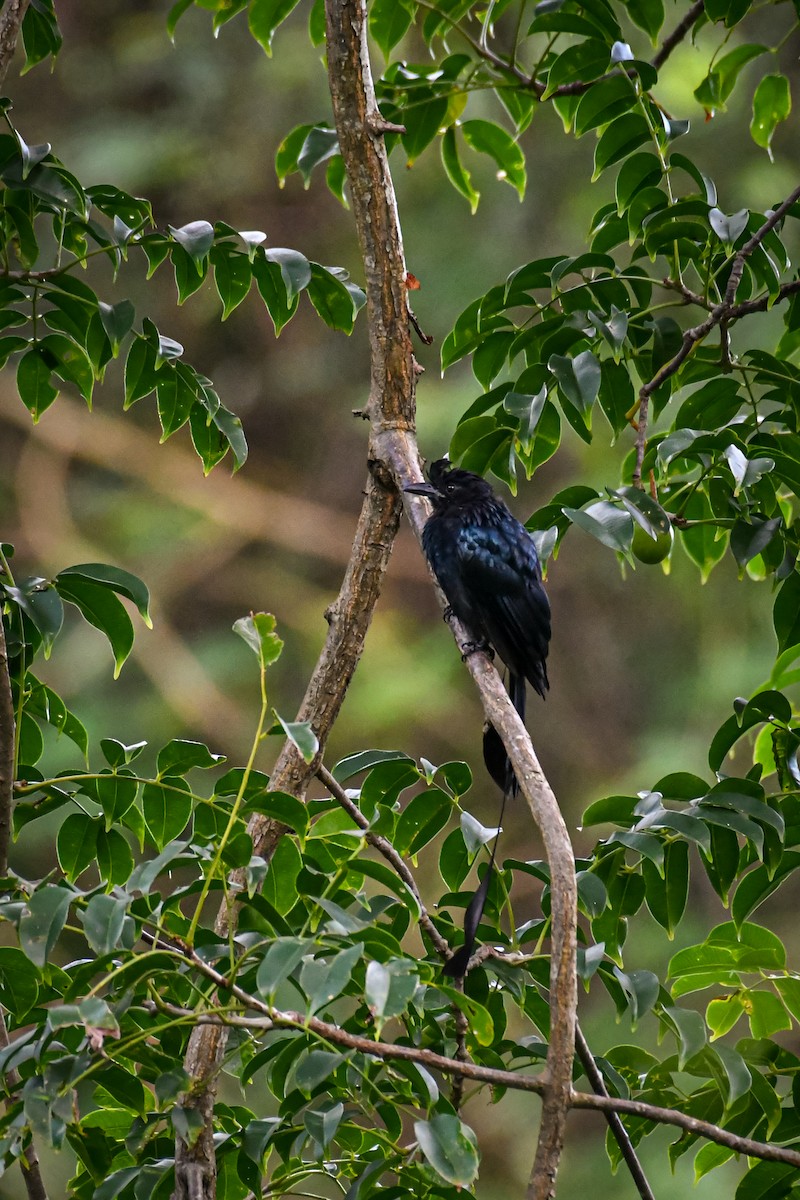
top-left (631, 523), bottom-right (673, 564)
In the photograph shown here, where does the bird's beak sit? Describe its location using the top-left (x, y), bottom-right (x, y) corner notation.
top-left (403, 481), bottom-right (439, 498)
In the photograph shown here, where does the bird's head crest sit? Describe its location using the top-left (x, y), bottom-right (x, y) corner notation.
top-left (404, 459), bottom-right (496, 507)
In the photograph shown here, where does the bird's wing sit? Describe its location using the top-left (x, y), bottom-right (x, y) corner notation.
top-left (456, 522), bottom-right (551, 694)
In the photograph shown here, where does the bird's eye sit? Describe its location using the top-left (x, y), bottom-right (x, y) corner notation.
top-left (446, 482), bottom-right (455, 493)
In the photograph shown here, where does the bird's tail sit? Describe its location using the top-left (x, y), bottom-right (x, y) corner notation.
top-left (481, 671), bottom-right (525, 797)
top-left (445, 675), bottom-right (526, 977)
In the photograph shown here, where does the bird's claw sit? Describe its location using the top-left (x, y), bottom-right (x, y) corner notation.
top-left (442, 605), bottom-right (454, 623)
top-left (461, 639), bottom-right (493, 662)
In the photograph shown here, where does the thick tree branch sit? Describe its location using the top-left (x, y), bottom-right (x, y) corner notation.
top-left (0, 0), bottom-right (29, 85)
top-left (632, 184), bottom-right (800, 486)
top-left (175, 0), bottom-right (419, 1189)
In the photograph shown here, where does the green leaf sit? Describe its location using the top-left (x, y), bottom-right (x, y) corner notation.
top-left (255, 936), bottom-right (311, 997)
top-left (297, 126), bottom-right (339, 184)
top-left (548, 350), bottom-right (601, 416)
top-left (233, 612), bottom-right (284, 666)
top-left (460, 120), bottom-right (526, 199)
top-left (369, 0), bottom-right (413, 56)
top-left (593, 115), bottom-right (650, 179)
top-left (96, 829), bottom-right (134, 886)
top-left (168, 219), bottom-right (214, 262)
top-left (57, 563), bottom-right (151, 627)
top-left (731, 854), bottom-right (800, 930)
top-left (694, 44), bottom-right (768, 115)
top-left (643, 840), bottom-right (689, 937)
top-left (249, 0), bottom-right (302, 54)
top-left (143, 780), bottom-right (192, 849)
top-left (747, 989), bottom-right (792, 1039)
top-left (274, 713), bottom-right (318, 763)
top-left (395, 787), bottom-right (452, 856)
top-left (441, 126), bottom-right (479, 213)
top-left (157, 739), bottom-right (224, 776)
top-left (751, 74), bottom-right (791, 160)
top-left (299, 943), bottom-right (362, 1014)
top-left (4, 579), bottom-right (63, 655)
top-left (734, 1160), bottom-right (798, 1200)
top-left (773, 573), bottom-right (800, 654)
top-left (622, 0), bottom-right (663, 39)
top-left (0, 948), bottom-right (39, 1020)
top-left (19, 885), bottom-right (72, 967)
top-left (57, 813), bottom-right (99, 881)
top-left (262, 835), bottom-right (302, 915)
top-left (307, 262), bottom-right (361, 333)
top-left (365, 959), bottom-right (418, 1027)
top-left (414, 1114), bottom-right (479, 1188)
top-left (83, 894), bottom-right (131, 956)
top-left (55, 575), bottom-right (135, 677)
top-left (210, 243), bottom-right (252, 319)
top-left (661, 1004), bottom-right (707, 1068)
top-left (293, 1049), bottom-right (346, 1094)
top-left (563, 500), bottom-right (633, 554)
top-left (98, 300), bottom-right (135, 354)
top-left (543, 39), bottom-right (610, 100)
top-left (575, 74), bottom-right (637, 137)
top-left (17, 348), bottom-right (58, 421)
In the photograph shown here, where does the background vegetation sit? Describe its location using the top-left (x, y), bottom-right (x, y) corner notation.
top-left (2, 1), bottom-right (800, 1198)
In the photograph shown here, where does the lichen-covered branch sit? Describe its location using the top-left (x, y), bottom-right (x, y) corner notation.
top-left (0, 0), bottom-right (29, 86)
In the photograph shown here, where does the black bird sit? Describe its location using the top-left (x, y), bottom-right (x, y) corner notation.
top-left (404, 458), bottom-right (551, 729)
top-left (405, 460), bottom-right (551, 975)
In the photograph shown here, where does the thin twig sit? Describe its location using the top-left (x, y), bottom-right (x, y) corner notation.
top-left (651, 0), bottom-right (704, 71)
top-left (317, 764), bottom-right (451, 959)
top-left (0, 1011), bottom-right (49, 1200)
top-left (574, 1025), bottom-right (655, 1200)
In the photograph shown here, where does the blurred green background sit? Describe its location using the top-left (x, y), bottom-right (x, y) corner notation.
top-left (1, 1), bottom-right (799, 1196)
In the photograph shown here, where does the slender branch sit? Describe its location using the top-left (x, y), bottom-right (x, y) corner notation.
top-left (400, 484), bottom-right (576, 1200)
top-left (724, 186), bottom-right (800, 306)
top-left (651, 0), bottom-right (704, 71)
top-left (317, 764), bottom-right (451, 959)
top-left (0, 614), bottom-right (13, 876)
top-left (574, 1025), bottom-right (655, 1200)
top-left (159, 951), bottom-right (800, 1172)
top-left (0, 0), bottom-right (30, 86)
top-left (0, 1010), bottom-right (49, 1200)
top-left (632, 184), bottom-right (800, 486)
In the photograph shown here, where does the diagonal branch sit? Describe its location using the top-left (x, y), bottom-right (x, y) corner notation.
top-left (317, 763), bottom-right (451, 959)
top-left (651, 0), bottom-right (704, 71)
top-left (632, 184), bottom-right (800, 486)
top-left (401, 480), bottom-right (576, 1200)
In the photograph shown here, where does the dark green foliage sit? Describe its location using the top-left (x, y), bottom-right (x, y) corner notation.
top-left (4, 2), bottom-right (800, 1198)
